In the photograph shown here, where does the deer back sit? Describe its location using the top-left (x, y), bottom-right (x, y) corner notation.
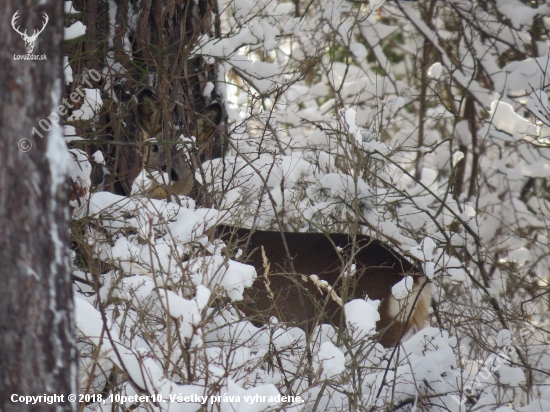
top-left (217, 225), bottom-right (430, 347)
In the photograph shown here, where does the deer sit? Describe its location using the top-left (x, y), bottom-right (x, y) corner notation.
top-left (135, 89), bottom-right (431, 347)
top-left (135, 88), bottom-right (223, 200)
top-left (216, 226), bottom-right (430, 347)
top-left (11, 11), bottom-right (49, 54)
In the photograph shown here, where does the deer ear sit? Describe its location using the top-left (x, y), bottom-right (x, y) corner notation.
top-left (196, 103), bottom-right (222, 140)
top-left (203, 102), bottom-right (223, 125)
top-left (136, 89), bottom-right (161, 137)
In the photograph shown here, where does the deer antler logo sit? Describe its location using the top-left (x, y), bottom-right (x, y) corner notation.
top-left (11, 11), bottom-right (49, 54)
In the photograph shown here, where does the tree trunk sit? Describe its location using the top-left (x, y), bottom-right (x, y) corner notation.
top-left (0, 1), bottom-right (75, 411)
top-left (71, 0), bottom-right (224, 197)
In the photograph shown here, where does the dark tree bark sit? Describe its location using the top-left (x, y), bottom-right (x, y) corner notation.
top-left (0, 1), bottom-right (75, 411)
top-left (70, 0), bottom-right (225, 197)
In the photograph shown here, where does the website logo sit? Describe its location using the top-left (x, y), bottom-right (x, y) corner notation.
top-left (12, 11), bottom-right (48, 60)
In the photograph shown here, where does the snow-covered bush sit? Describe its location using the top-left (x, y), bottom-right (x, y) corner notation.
top-left (62, 0), bottom-right (550, 410)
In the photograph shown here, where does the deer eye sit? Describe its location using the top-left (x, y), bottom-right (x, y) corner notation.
top-left (152, 145), bottom-right (159, 152)
top-left (170, 168), bottom-right (179, 182)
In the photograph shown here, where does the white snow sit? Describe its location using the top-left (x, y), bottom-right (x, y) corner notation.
top-left (64, 21), bottom-right (86, 41)
top-left (68, 88), bottom-right (103, 121)
top-left (427, 62), bottom-right (442, 79)
top-left (392, 276), bottom-right (414, 300)
top-left (314, 342), bottom-right (345, 378)
top-left (64, 1), bottom-right (81, 14)
top-left (345, 299), bottom-right (380, 339)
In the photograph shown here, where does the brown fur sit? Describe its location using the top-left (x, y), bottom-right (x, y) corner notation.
top-left (135, 89), bottom-right (222, 198)
top-left (217, 225), bottom-right (430, 347)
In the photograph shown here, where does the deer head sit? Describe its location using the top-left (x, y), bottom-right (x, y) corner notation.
top-left (136, 89), bottom-right (223, 199)
top-left (11, 11), bottom-right (49, 54)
